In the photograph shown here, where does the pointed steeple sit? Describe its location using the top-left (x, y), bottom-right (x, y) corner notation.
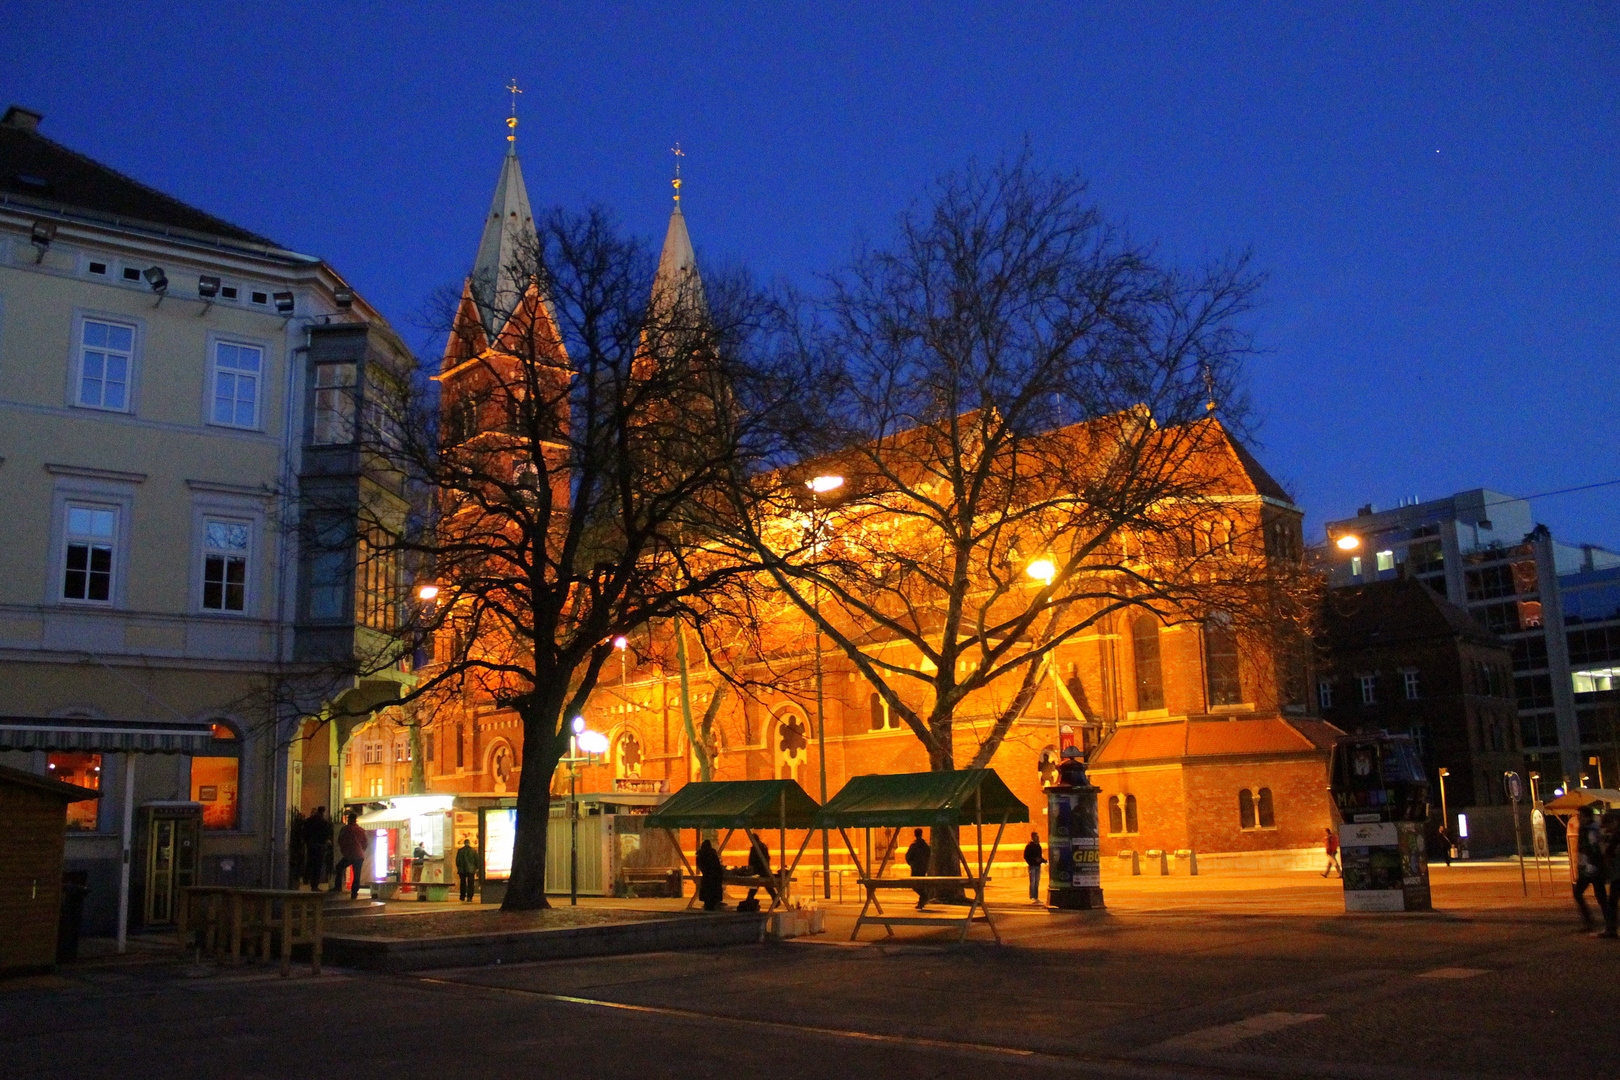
top-left (469, 142), bottom-right (536, 338)
top-left (652, 147), bottom-right (703, 316)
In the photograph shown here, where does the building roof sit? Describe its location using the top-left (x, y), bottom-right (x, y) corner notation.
top-left (1222, 428), bottom-right (1294, 503)
top-left (0, 762), bottom-right (102, 803)
top-left (1320, 577), bottom-right (1502, 652)
top-left (643, 778), bottom-right (822, 830)
top-left (0, 105), bottom-right (277, 247)
top-left (1089, 715), bottom-right (1340, 767)
top-left (469, 144), bottom-right (536, 338)
top-left (816, 769), bottom-right (1030, 828)
top-left (651, 202), bottom-right (703, 316)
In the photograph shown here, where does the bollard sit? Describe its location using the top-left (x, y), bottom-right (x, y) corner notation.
top-left (1146, 849), bottom-right (1168, 875)
top-left (1117, 849), bottom-right (1140, 876)
top-left (1173, 849), bottom-right (1197, 875)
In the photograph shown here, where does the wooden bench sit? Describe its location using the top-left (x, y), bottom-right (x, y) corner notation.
top-left (850, 875), bottom-right (998, 944)
top-left (178, 887), bottom-right (323, 976)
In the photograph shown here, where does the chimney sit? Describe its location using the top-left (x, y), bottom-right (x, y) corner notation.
top-left (2, 106), bottom-right (43, 132)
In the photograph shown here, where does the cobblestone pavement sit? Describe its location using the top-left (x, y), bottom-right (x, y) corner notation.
top-left (2, 863), bottom-right (1607, 1080)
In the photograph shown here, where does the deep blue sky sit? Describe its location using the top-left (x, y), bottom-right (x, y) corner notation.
top-left (7, 2), bottom-right (1617, 546)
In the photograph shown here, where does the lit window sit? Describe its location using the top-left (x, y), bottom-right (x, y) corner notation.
top-left (312, 363), bottom-right (356, 444)
top-left (49, 753), bottom-right (102, 830)
top-left (1403, 671), bottom-right (1421, 700)
top-left (192, 723), bottom-right (239, 830)
top-left (77, 318), bottom-right (134, 411)
top-left (211, 341), bottom-right (263, 428)
top-left (62, 503), bottom-right (117, 603)
top-left (202, 518), bottom-right (250, 612)
top-left (369, 777), bottom-right (383, 797)
top-left (1376, 550), bottom-right (1395, 573)
top-left (1360, 675), bottom-right (1377, 705)
top-left (1350, 556), bottom-right (1363, 578)
top-left (1318, 680), bottom-right (1334, 710)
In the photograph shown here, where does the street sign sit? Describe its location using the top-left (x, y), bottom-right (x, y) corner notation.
top-left (1503, 771), bottom-right (1523, 803)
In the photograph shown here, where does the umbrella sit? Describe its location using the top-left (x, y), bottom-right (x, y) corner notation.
top-left (1541, 788), bottom-right (1620, 812)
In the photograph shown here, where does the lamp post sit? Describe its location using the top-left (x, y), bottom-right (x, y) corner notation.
top-left (1026, 559), bottom-right (1059, 748)
top-left (808, 474), bottom-right (844, 899)
top-left (1436, 767), bottom-right (1450, 832)
top-left (568, 716), bottom-right (583, 906)
top-left (1590, 756), bottom-right (1606, 789)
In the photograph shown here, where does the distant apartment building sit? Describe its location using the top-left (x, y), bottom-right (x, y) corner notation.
top-left (0, 105), bottom-right (412, 933)
top-left (1319, 489), bottom-right (1620, 790)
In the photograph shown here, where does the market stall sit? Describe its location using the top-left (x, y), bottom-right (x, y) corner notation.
top-left (643, 779), bottom-right (821, 912)
top-left (355, 794), bottom-right (455, 899)
top-left (817, 769), bottom-right (1028, 944)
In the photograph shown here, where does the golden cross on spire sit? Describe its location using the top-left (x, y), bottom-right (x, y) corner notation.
top-left (671, 142), bottom-right (684, 203)
top-left (506, 79), bottom-right (522, 143)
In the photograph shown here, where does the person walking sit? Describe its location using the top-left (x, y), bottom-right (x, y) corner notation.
top-left (1322, 827), bottom-right (1341, 878)
top-left (696, 839), bottom-right (725, 911)
top-left (1572, 804), bottom-right (1606, 932)
top-left (302, 807), bottom-right (332, 890)
top-left (743, 834), bottom-right (772, 909)
top-left (1436, 823), bottom-right (1454, 867)
top-left (1599, 810), bottom-right (1620, 939)
top-left (1023, 832), bottom-right (1046, 903)
top-left (455, 838), bottom-right (482, 902)
top-left (332, 810), bottom-right (368, 900)
top-left (906, 828), bottom-right (932, 909)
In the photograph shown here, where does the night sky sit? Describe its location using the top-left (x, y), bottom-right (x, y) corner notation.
top-left (7, 3), bottom-right (1616, 546)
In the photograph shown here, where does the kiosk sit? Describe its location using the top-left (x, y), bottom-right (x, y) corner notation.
top-left (1329, 733), bottom-right (1431, 912)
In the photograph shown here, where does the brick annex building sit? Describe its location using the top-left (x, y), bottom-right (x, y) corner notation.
top-left (338, 141), bottom-right (1342, 876)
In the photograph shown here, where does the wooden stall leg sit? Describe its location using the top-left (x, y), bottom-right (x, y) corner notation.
top-left (229, 894), bottom-right (243, 965)
top-left (668, 829), bottom-right (700, 911)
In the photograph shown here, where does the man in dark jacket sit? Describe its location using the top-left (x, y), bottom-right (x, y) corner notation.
top-left (696, 839), bottom-right (725, 911)
top-left (455, 839), bottom-right (482, 902)
top-left (743, 834), bottom-right (772, 908)
top-left (302, 807), bottom-right (333, 890)
top-left (905, 829), bottom-right (932, 909)
top-left (1024, 832), bottom-right (1046, 903)
top-left (1573, 805), bottom-right (1606, 931)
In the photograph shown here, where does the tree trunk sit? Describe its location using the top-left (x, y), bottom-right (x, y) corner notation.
top-left (502, 697), bottom-right (567, 911)
top-left (927, 720), bottom-right (968, 902)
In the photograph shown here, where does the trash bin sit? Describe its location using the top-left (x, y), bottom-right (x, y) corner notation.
top-left (57, 871), bottom-right (89, 963)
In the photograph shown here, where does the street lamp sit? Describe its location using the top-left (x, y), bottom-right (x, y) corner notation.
top-left (1590, 756), bottom-right (1606, 789)
top-left (1027, 559), bottom-right (1061, 748)
top-left (416, 584), bottom-right (440, 602)
top-left (1335, 535), bottom-right (1361, 551)
top-left (808, 474), bottom-right (843, 898)
top-left (568, 716), bottom-right (585, 906)
top-left (1436, 767), bottom-right (1450, 836)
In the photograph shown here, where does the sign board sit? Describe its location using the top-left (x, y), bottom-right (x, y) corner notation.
top-left (1340, 820), bottom-right (1431, 912)
top-left (1503, 771), bottom-right (1524, 803)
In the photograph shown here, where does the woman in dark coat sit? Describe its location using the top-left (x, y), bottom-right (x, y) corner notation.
top-left (696, 839), bottom-right (725, 911)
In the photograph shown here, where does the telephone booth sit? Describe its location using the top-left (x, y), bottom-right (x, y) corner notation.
top-left (138, 802), bottom-right (202, 925)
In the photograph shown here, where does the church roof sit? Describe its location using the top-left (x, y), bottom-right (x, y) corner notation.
top-left (651, 201), bottom-right (704, 316)
top-left (1089, 715), bottom-right (1340, 767)
top-left (469, 144), bottom-right (536, 338)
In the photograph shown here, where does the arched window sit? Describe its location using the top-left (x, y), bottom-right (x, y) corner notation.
top-left (1256, 787), bottom-right (1275, 828)
top-left (1132, 614), bottom-right (1164, 711)
top-left (1204, 616), bottom-right (1242, 707)
top-left (1125, 793), bottom-right (1139, 833)
top-left (1107, 795), bottom-right (1123, 834)
top-left (1238, 788), bottom-right (1256, 829)
top-left (192, 721), bottom-right (240, 830)
top-left (869, 692), bottom-right (885, 732)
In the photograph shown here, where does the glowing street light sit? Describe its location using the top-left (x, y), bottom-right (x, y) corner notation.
top-left (613, 635), bottom-right (628, 650)
top-left (1335, 535), bottom-right (1361, 551)
top-left (1026, 558), bottom-right (1056, 584)
top-left (416, 584), bottom-right (440, 601)
top-left (807, 474), bottom-right (845, 494)
top-left (807, 473), bottom-right (844, 898)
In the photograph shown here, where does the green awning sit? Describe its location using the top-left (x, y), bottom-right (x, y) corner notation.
top-left (643, 779), bottom-right (822, 831)
top-left (817, 769), bottom-right (1029, 829)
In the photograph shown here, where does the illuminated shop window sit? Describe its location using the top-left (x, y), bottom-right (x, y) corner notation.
top-left (49, 752), bottom-right (102, 830)
top-left (191, 723), bottom-right (240, 830)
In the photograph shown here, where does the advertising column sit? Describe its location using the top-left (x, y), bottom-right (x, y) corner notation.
top-left (1047, 748), bottom-right (1103, 909)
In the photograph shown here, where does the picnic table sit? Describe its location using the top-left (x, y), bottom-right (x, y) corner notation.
top-left (178, 886), bottom-right (323, 975)
top-left (645, 779), bottom-right (822, 913)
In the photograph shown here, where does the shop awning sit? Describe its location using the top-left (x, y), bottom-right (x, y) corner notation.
top-left (356, 794), bottom-right (456, 831)
top-left (817, 769), bottom-right (1029, 829)
top-left (0, 716), bottom-right (220, 755)
top-left (643, 779), bottom-right (821, 831)
top-left (1542, 788), bottom-right (1620, 812)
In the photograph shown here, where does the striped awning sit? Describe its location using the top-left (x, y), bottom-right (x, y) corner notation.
top-left (0, 716), bottom-right (221, 755)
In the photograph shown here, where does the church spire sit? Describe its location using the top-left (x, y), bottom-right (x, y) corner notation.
top-left (469, 83), bottom-right (536, 338)
top-left (652, 144), bottom-right (701, 314)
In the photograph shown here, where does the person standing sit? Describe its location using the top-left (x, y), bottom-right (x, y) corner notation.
top-left (1435, 823), bottom-right (1454, 867)
top-left (906, 828), bottom-right (932, 909)
top-left (333, 810), bottom-right (368, 900)
top-left (696, 839), bottom-right (725, 911)
top-left (1599, 810), bottom-right (1620, 939)
top-left (302, 807), bottom-right (333, 890)
top-left (743, 834), bottom-right (772, 908)
top-left (455, 838), bottom-right (482, 902)
top-left (1322, 828), bottom-right (1341, 878)
top-left (1572, 804), bottom-right (1606, 932)
top-left (1023, 832), bottom-right (1046, 903)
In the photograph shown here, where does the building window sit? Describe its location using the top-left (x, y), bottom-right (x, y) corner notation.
top-left (456, 722), bottom-right (465, 769)
top-left (1403, 671), bottom-right (1420, 700)
top-left (62, 503), bottom-right (117, 603)
top-left (312, 363), bottom-right (356, 444)
top-left (1256, 787), bottom-right (1275, 828)
top-left (1132, 613), bottom-right (1164, 711)
top-left (424, 734), bottom-right (435, 764)
top-left (869, 692), bottom-right (885, 732)
top-left (1318, 680), bottom-right (1334, 710)
top-left (77, 318), bottom-right (134, 411)
top-left (1108, 795), bottom-right (1123, 834)
top-left (192, 722), bottom-right (239, 830)
top-left (202, 518), bottom-right (250, 612)
top-left (1350, 556), bottom-right (1363, 578)
top-left (48, 753), bottom-right (101, 830)
top-left (1124, 793), bottom-right (1138, 833)
top-left (368, 777), bottom-right (383, 797)
top-left (1360, 674), bottom-right (1376, 705)
top-left (210, 341), bottom-right (263, 428)
top-left (1239, 788), bottom-right (1256, 829)
top-left (1376, 550), bottom-right (1395, 573)
top-left (1203, 617), bottom-right (1242, 707)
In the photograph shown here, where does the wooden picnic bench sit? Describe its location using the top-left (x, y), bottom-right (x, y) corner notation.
top-left (178, 886), bottom-right (323, 976)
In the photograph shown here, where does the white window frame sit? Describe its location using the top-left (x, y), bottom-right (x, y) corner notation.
top-left (72, 314), bottom-right (138, 413)
top-left (311, 362), bottom-right (357, 445)
top-left (1359, 674), bottom-right (1377, 705)
top-left (60, 501), bottom-right (119, 605)
top-left (1403, 670), bottom-right (1421, 700)
top-left (1376, 549), bottom-right (1396, 573)
top-left (207, 336), bottom-right (266, 430)
top-left (200, 516), bottom-right (253, 614)
top-left (1318, 680), bottom-right (1333, 710)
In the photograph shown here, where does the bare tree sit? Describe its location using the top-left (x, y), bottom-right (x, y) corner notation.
top-left (314, 205), bottom-right (815, 909)
top-left (719, 155), bottom-right (1310, 875)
